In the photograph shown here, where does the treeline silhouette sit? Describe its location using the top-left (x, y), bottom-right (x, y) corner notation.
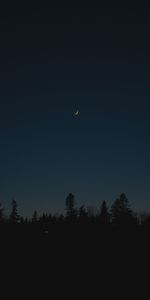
top-left (0, 192), bottom-right (150, 256)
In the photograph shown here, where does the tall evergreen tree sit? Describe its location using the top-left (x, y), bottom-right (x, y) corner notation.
top-left (10, 199), bottom-right (19, 223)
top-left (65, 193), bottom-right (77, 221)
top-left (99, 200), bottom-right (110, 225)
top-left (111, 193), bottom-right (133, 226)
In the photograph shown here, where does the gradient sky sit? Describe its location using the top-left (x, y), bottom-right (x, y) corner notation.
top-left (0, 2), bottom-right (150, 217)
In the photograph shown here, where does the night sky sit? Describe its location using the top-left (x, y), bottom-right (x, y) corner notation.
top-left (0, 2), bottom-right (150, 217)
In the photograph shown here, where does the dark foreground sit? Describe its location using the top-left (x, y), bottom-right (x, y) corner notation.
top-left (1, 224), bottom-right (149, 297)
top-left (0, 223), bottom-right (150, 256)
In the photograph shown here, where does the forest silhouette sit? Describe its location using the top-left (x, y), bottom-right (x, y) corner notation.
top-left (0, 192), bottom-right (150, 256)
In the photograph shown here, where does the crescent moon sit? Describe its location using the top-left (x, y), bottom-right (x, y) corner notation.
top-left (74, 110), bottom-right (79, 116)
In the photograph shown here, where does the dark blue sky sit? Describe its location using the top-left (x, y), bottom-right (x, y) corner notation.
top-left (0, 2), bottom-right (150, 216)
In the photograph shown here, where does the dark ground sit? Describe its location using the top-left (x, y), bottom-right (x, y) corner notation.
top-left (0, 225), bottom-right (149, 297)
